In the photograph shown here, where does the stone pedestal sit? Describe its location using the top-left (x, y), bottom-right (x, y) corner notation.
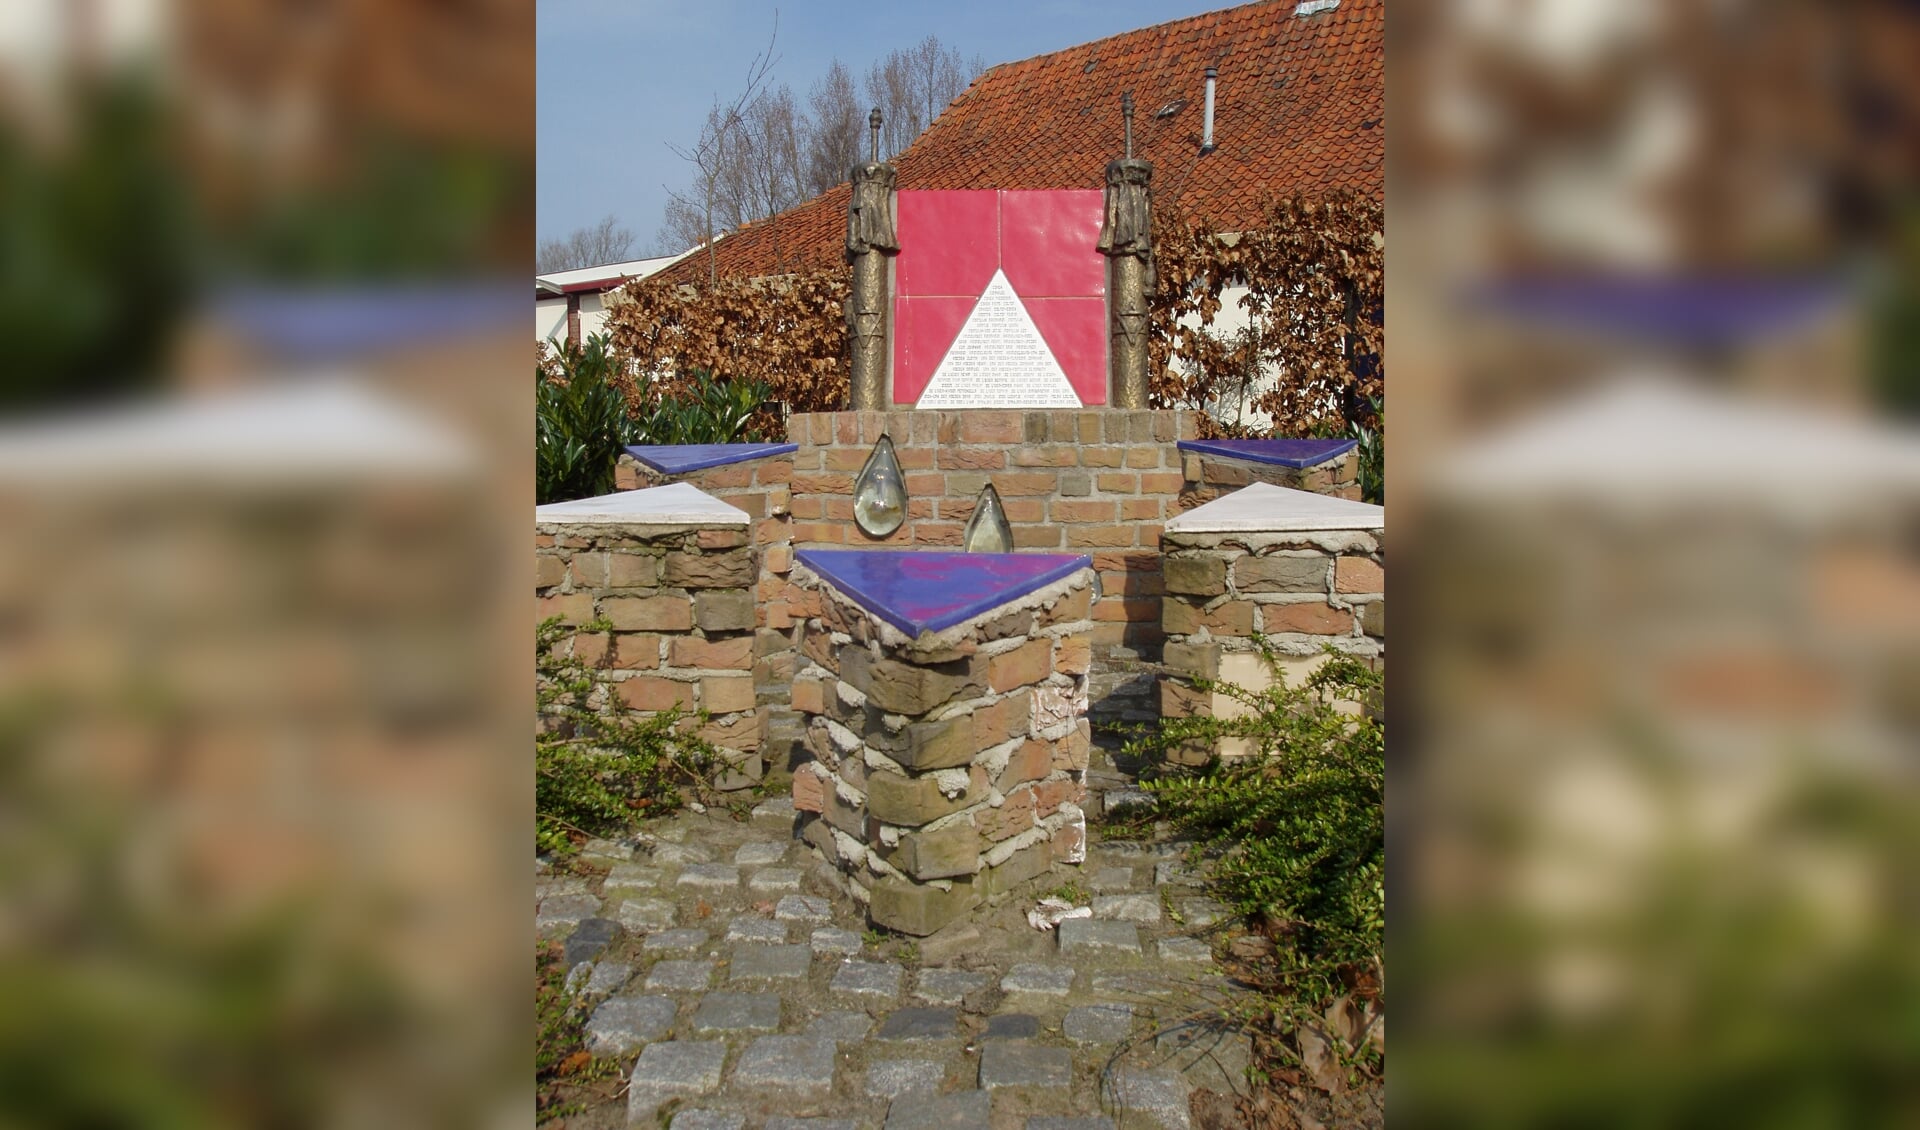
top-left (1158, 482), bottom-right (1385, 765)
top-left (787, 550), bottom-right (1096, 935)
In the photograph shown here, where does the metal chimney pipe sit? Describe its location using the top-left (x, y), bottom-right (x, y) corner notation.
top-left (1201, 65), bottom-right (1217, 155)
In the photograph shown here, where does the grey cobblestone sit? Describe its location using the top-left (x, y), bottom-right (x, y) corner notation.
top-left (864, 1058), bottom-right (945, 1097)
top-left (809, 927), bottom-right (863, 955)
top-left (728, 943), bottom-right (812, 981)
top-left (1103, 1065), bottom-right (1192, 1129)
top-left (913, 968), bottom-right (990, 1004)
top-left (831, 960), bottom-right (903, 1000)
top-left (875, 1007), bottom-right (958, 1041)
top-left (807, 1010), bottom-right (875, 1043)
top-left (1087, 867), bottom-right (1135, 893)
top-left (980, 1042), bottom-right (1072, 1088)
top-left (884, 1090), bottom-right (991, 1129)
top-left (626, 1040), bottom-right (727, 1122)
top-left (602, 863), bottom-right (664, 892)
top-left (643, 928), bottom-right (710, 953)
top-left (584, 994), bottom-right (676, 1056)
top-left (734, 842), bottom-right (787, 866)
top-left (984, 1013), bottom-right (1040, 1040)
top-left (1063, 1003), bottom-right (1132, 1044)
top-left (1091, 894), bottom-right (1161, 923)
top-left (535, 893), bottom-right (600, 936)
top-left (1155, 937), bottom-right (1213, 963)
top-left (748, 867), bottom-right (804, 893)
top-left (645, 959), bottom-right (718, 991)
top-left (690, 990), bottom-right (782, 1033)
top-left (731, 1035), bottom-right (836, 1097)
top-left (583, 960), bottom-right (631, 997)
top-left (616, 897), bottom-right (677, 932)
top-left (669, 1112), bottom-right (745, 1130)
top-left (774, 894), bottom-right (833, 921)
top-left (675, 862), bottom-right (742, 889)
top-left (1057, 919), bottom-right (1140, 954)
top-left (724, 917), bottom-right (787, 944)
top-left (1001, 963), bottom-right (1076, 995)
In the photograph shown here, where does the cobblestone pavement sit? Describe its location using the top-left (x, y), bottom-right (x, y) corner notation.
top-left (538, 798), bottom-right (1256, 1129)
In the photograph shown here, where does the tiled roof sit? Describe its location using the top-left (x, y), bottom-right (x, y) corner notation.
top-left (651, 0), bottom-right (1382, 287)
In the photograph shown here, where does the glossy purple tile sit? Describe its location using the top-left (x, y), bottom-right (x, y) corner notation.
top-left (795, 550), bottom-right (1091, 636)
top-left (624, 443), bottom-right (798, 475)
top-left (1176, 438), bottom-right (1357, 469)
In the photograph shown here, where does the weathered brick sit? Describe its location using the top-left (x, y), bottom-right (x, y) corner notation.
top-left (792, 473), bottom-right (854, 495)
top-left (1013, 446), bottom-right (1078, 468)
top-left (611, 632), bottom-right (662, 669)
top-left (1261, 602), bottom-right (1353, 635)
top-left (1335, 556), bottom-right (1385, 594)
top-left (1066, 526), bottom-right (1135, 547)
top-left (568, 551), bottom-right (609, 589)
top-left (1161, 598), bottom-right (1254, 636)
top-left (972, 689), bottom-right (1031, 747)
top-left (671, 635), bottom-right (754, 669)
top-left (866, 765), bottom-right (987, 827)
top-left (1056, 637), bottom-right (1091, 675)
top-left (893, 821), bottom-right (982, 880)
top-left (535, 554), bottom-right (566, 589)
top-left (1362, 600), bottom-right (1385, 638)
top-left (604, 594), bottom-right (693, 632)
top-left (573, 632), bottom-right (611, 667)
top-left (1033, 777), bottom-right (1083, 817)
top-left (916, 523), bottom-right (964, 547)
top-left (987, 638), bottom-right (1052, 693)
top-left (1162, 556), bottom-right (1227, 596)
top-left (869, 876), bottom-right (978, 936)
top-left (694, 590), bottom-right (755, 632)
top-left (1161, 640), bottom-right (1221, 679)
top-left (1120, 498), bottom-right (1163, 521)
top-left (792, 769), bottom-right (825, 813)
top-left (1139, 472), bottom-right (1184, 494)
top-left (608, 553), bottom-right (660, 588)
top-left (537, 592), bottom-right (595, 627)
top-left (895, 714), bottom-right (976, 771)
top-left (1096, 471), bottom-right (1137, 492)
top-left (1051, 499), bottom-right (1117, 523)
top-left (957, 411), bottom-right (1025, 444)
top-left (1093, 596), bottom-right (1159, 623)
top-left (702, 675), bottom-right (757, 713)
top-left (792, 674), bottom-right (827, 716)
top-left (1125, 446), bottom-right (1160, 469)
top-left (1081, 448), bottom-right (1124, 468)
top-left (1052, 722), bottom-right (1091, 772)
top-left (989, 472), bottom-right (1057, 497)
top-left (975, 788), bottom-right (1036, 841)
top-left (1011, 526), bottom-right (1064, 549)
top-left (995, 738), bottom-right (1052, 792)
top-left (1236, 554), bottom-right (1330, 593)
top-left (937, 448), bottom-right (1007, 470)
top-left (977, 840), bottom-right (1052, 898)
top-left (1038, 587), bottom-right (1092, 626)
top-left (839, 648), bottom-right (973, 716)
top-left (1159, 677), bottom-right (1207, 719)
top-left (620, 676), bottom-right (695, 711)
top-left (697, 528), bottom-right (750, 549)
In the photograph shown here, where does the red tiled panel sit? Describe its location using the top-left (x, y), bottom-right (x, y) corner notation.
top-left (895, 191), bottom-right (999, 298)
top-left (1000, 190), bottom-right (1105, 298)
top-left (892, 295), bottom-right (978, 404)
top-left (1024, 297), bottom-right (1108, 406)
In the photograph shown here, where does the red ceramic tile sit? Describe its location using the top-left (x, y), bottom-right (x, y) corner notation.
top-left (1000, 190), bottom-right (1106, 298)
top-left (892, 296), bottom-right (977, 404)
top-left (895, 191), bottom-right (999, 298)
top-left (1023, 297), bottom-right (1108, 406)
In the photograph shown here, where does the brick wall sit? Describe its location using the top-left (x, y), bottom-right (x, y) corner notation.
top-left (535, 518), bottom-right (767, 788)
top-left (1180, 447), bottom-right (1363, 502)
top-left (1158, 523), bottom-right (1384, 763)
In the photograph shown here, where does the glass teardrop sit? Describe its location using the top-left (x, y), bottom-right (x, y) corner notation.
top-left (962, 483), bottom-right (1014, 553)
top-left (852, 434), bottom-right (907, 537)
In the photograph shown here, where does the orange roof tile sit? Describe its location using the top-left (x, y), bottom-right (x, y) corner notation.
top-left (652, 0), bottom-right (1381, 286)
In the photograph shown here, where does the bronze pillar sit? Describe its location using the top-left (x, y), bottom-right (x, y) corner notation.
top-left (845, 159), bottom-right (898, 412)
top-left (1098, 156), bottom-right (1154, 408)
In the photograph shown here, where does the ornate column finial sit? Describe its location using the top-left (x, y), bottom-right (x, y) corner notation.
top-left (869, 108), bottom-right (883, 163)
top-left (1121, 91), bottom-right (1134, 159)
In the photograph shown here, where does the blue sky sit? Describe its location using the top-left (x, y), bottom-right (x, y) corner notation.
top-left (537, 0), bottom-right (1237, 254)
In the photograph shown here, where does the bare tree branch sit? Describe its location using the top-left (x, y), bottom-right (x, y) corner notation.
top-left (537, 214), bottom-right (637, 273)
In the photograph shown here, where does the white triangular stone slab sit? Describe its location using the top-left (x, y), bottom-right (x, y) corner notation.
top-left (914, 269), bottom-right (1082, 409)
top-left (535, 482), bottom-right (749, 526)
top-left (1165, 481), bottom-right (1385, 534)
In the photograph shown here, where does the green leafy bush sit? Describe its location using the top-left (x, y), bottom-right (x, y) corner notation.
top-left (634, 368), bottom-right (774, 447)
top-left (1348, 394), bottom-right (1384, 504)
top-left (1123, 650), bottom-right (1384, 995)
top-left (536, 334), bottom-right (635, 504)
top-left (535, 617), bottom-right (720, 856)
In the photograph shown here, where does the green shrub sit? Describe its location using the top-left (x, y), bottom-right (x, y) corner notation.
top-left (535, 617), bottom-right (720, 856)
top-left (1123, 650), bottom-right (1384, 999)
top-left (536, 334), bottom-right (635, 504)
top-left (634, 368), bottom-right (774, 446)
top-left (1348, 394), bottom-right (1384, 504)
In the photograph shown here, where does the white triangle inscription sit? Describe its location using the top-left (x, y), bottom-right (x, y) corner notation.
top-left (914, 269), bottom-right (1083, 409)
